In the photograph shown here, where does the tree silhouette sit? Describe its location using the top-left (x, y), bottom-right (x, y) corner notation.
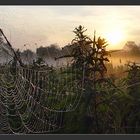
top-left (70, 25), bottom-right (109, 80)
top-left (56, 25), bottom-right (110, 133)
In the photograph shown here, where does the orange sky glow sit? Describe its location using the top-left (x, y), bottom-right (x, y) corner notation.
top-left (0, 6), bottom-right (139, 51)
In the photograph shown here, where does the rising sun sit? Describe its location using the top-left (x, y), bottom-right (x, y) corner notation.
top-left (105, 29), bottom-right (124, 45)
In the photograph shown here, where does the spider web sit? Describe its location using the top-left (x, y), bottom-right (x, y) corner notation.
top-left (0, 62), bottom-right (85, 134)
top-left (0, 34), bottom-right (85, 134)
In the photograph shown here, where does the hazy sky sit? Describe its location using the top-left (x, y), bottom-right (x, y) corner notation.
top-left (0, 6), bottom-right (140, 51)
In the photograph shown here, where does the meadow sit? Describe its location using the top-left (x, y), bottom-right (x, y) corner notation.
top-left (1, 25), bottom-right (140, 134)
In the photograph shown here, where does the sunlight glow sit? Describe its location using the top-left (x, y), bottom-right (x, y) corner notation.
top-left (105, 29), bottom-right (124, 45)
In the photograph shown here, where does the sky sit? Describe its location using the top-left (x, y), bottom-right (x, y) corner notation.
top-left (0, 6), bottom-right (140, 52)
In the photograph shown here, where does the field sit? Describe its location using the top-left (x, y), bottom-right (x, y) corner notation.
top-left (1, 25), bottom-right (140, 134)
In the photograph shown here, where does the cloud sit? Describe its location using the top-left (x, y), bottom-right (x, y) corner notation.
top-left (0, 6), bottom-right (140, 50)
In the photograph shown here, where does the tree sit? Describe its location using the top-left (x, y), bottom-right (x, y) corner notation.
top-left (70, 25), bottom-right (109, 79)
top-left (36, 44), bottom-right (61, 58)
top-left (57, 25), bottom-right (110, 133)
top-left (21, 49), bottom-right (35, 64)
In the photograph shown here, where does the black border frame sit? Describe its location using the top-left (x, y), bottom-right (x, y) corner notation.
top-left (0, 134), bottom-right (140, 140)
top-left (0, 0), bottom-right (140, 140)
top-left (0, 0), bottom-right (140, 5)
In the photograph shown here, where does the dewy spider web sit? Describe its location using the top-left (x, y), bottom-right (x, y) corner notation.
top-left (0, 61), bottom-right (85, 134)
top-left (0, 30), bottom-right (86, 134)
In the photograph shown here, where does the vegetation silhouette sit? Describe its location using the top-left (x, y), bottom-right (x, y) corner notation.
top-left (1, 25), bottom-right (140, 134)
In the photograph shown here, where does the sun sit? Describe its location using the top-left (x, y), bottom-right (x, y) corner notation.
top-left (105, 29), bottom-right (124, 45)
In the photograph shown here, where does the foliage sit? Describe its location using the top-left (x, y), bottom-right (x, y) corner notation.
top-left (36, 44), bottom-right (61, 58)
top-left (2, 26), bottom-right (140, 134)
